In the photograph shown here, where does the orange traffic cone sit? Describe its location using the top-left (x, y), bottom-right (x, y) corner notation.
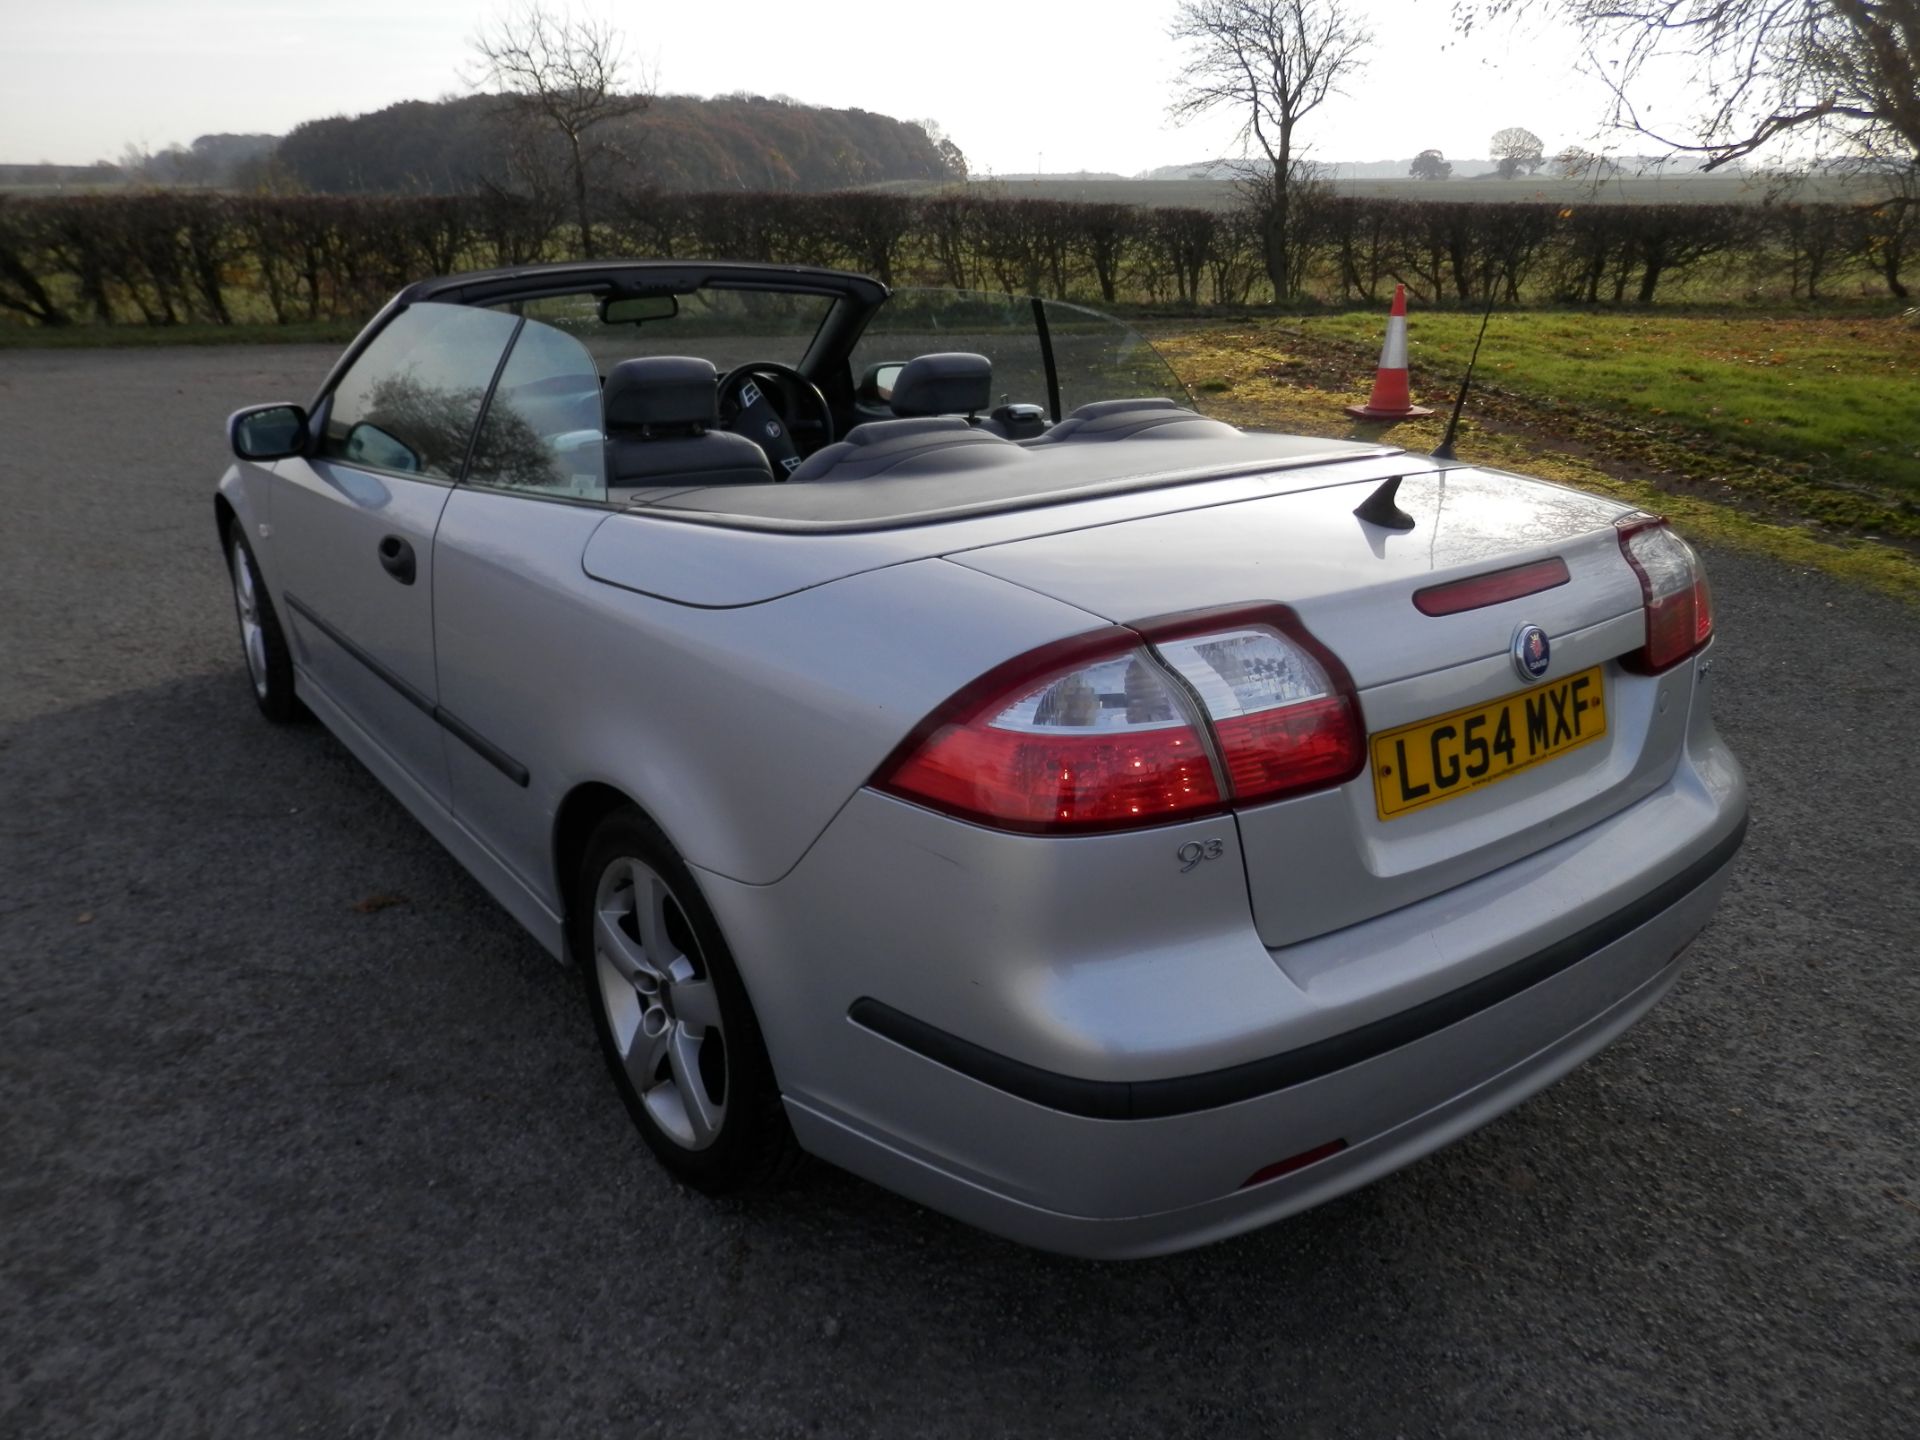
top-left (1345, 284), bottom-right (1434, 420)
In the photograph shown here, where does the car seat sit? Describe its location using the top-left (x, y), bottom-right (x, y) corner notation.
top-left (603, 356), bottom-right (774, 489)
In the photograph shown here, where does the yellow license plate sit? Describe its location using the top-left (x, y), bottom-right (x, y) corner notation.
top-left (1371, 666), bottom-right (1606, 820)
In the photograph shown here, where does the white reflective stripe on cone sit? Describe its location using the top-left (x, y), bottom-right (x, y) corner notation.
top-left (1380, 316), bottom-right (1409, 371)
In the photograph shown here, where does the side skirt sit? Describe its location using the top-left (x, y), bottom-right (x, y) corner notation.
top-left (294, 668), bottom-right (567, 963)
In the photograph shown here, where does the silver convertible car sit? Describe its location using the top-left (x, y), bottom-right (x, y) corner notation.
top-left (217, 260), bottom-right (1747, 1257)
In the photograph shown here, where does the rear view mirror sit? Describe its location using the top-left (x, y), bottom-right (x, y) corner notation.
top-left (599, 293), bottom-right (680, 325)
top-left (858, 362), bottom-right (905, 405)
top-left (229, 404), bottom-right (308, 461)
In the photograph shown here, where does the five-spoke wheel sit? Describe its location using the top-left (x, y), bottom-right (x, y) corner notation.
top-left (226, 528), bottom-right (302, 723)
top-left (574, 809), bottom-right (801, 1190)
top-left (593, 856), bottom-right (730, 1151)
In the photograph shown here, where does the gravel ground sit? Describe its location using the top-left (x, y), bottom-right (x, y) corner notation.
top-left (2, 345), bottom-right (1916, 1438)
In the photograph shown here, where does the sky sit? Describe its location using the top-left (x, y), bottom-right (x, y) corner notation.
top-left (1, 0), bottom-right (1680, 173)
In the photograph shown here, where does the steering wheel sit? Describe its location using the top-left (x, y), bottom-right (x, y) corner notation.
top-left (716, 362), bottom-right (835, 479)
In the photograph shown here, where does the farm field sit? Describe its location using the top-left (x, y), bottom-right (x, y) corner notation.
top-left (868, 172), bottom-right (1891, 211)
top-left (1152, 309), bottom-right (1920, 594)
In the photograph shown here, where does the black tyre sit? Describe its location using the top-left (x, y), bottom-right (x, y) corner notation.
top-left (572, 807), bottom-right (802, 1191)
top-left (225, 528), bottom-right (304, 724)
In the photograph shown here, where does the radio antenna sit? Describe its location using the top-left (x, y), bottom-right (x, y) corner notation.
top-left (1432, 267), bottom-right (1504, 461)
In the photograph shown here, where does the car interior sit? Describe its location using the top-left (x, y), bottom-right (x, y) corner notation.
top-left (469, 270), bottom-right (1234, 496)
top-left (296, 264), bottom-right (1246, 510)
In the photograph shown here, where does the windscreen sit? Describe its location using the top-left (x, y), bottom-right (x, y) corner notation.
top-left (491, 287), bottom-right (836, 376)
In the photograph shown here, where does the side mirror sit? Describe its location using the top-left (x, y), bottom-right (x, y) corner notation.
top-left (857, 362), bottom-right (906, 405)
top-left (229, 404), bottom-right (308, 461)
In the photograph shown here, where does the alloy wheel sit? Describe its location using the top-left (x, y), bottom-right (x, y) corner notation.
top-left (230, 539), bottom-right (269, 700)
top-left (592, 856), bottom-right (730, 1150)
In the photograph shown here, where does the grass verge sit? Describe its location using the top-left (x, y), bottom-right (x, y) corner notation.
top-left (1300, 309), bottom-right (1919, 504)
top-left (0, 319), bottom-right (365, 350)
top-left (1153, 317), bottom-right (1920, 602)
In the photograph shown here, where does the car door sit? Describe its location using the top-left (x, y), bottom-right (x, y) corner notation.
top-left (431, 315), bottom-right (614, 906)
top-left (273, 301), bottom-right (522, 808)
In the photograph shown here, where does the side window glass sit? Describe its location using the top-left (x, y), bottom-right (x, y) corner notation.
top-left (851, 289), bottom-right (1048, 413)
top-left (468, 320), bottom-right (607, 501)
top-left (320, 302), bottom-right (520, 480)
top-left (1041, 300), bottom-right (1193, 416)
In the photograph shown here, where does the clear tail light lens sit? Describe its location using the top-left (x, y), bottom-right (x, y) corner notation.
top-left (1616, 516), bottom-right (1714, 673)
top-left (876, 635), bottom-right (1224, 834)
top-left (875, 609), bottom-right (1365, 833)
top-left (1152, 623), bottom-right (1365, 803)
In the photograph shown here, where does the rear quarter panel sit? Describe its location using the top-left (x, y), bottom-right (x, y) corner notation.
top-left (429, 493), bottom-right (1111, 898)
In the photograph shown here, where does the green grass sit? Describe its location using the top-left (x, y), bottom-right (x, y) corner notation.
top-left (0, 318), bottom-right (365, 349)
top-left (1153, 315), bottom-right (1920, 601)
top-left (1301, 309), bottom-right (1920, 501)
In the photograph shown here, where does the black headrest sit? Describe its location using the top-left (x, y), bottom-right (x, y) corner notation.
top-left (891, 352), bottom-right (992, 418)
top-left (604, 356), bottom-right (717, 430)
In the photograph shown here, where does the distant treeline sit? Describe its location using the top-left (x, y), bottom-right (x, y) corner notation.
top-left (8, 94), bottom-right (960, 198)
top-left (276, 94), bottom-right (962, 194)
top-left (1, 188), bottom-right (1912, 328)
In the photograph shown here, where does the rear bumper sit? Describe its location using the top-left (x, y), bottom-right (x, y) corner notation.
top-left (700, 671), bottom-right (1747, 1258)
top-left (847, 820), bottom-right (1742, 1122)
top-left (797, 819), bottom-right (1738, 1258)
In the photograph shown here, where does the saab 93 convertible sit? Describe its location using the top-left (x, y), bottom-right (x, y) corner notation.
top-left (216, 260), bottom-right (1746, 1258)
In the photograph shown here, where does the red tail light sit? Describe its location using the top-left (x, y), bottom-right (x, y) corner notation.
top-left (1616, 516), bottom-right (1714, 673)
top-left (875, 608), bottom-right (1365, 833)
top-left (1146, 608), bottom-right (1366, 805)
top-left (874, 631), bottom-right (1223, 834)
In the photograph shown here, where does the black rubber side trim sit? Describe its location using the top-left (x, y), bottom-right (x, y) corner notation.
top-left (435, 708), bottom-right (531, 789)
top-left (849, 813), bottom-right (1748, 1121)
top-left (284, 592), bottom-right (530, 789)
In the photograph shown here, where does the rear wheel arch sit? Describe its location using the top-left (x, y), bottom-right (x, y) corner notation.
top-left (553, 782), bottom-right (672, 960)
top-left (214, 493), bottom-right (238, 551)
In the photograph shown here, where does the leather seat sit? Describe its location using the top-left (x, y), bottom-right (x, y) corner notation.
top-left (603, 356), bottom-right (773, 489)
top-left (889, 352), bottom-right (994, 420)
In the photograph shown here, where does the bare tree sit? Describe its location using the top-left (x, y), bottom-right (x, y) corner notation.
top-left (1170, 0), bottom-right (1372, 296)
top-left (470, 4), bottom-right (652, 258)
top-left (1460, 2), bottom-right (1920, 168)
top-left (914, 119), bottom-right (971, 180)
top-left (1491, 125), bottom-right (1547, 177)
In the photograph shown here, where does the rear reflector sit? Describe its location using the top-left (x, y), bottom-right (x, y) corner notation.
top-left (1413, 556), bottom-right (1571, 616)
top-left (1240, 1139), bottom-right (1349, 1189)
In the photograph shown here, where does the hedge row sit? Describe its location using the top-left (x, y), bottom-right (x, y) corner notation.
top-left (0, 186), bottom-right (1911, 328)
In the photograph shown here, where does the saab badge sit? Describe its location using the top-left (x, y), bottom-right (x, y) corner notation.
top-left (1512, 624), bottom-right (1551, 682)
top-left (765, 419), bottom-right (783, 439)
